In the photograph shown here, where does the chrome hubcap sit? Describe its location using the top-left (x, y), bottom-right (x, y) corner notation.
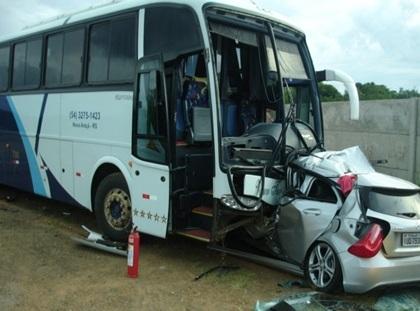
top-left (308, 243), bottom-right (336, 288)
top-left (104, 188), bottom-right (131, 231)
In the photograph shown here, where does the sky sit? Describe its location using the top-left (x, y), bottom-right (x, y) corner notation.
top-left (0, 0), bottom-right (419, 92)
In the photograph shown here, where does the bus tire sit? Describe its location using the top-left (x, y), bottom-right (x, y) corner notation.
top-left (94, 173), bottom-right (132, 242)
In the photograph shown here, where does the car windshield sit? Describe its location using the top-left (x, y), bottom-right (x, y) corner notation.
top-left (365, 189), bottom-right (420, 219)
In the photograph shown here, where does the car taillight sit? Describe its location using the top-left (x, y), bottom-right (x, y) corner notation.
top-left (348, 224), bottom-right (384, 258)
top-left (338, 174), bottom-right (357, 197)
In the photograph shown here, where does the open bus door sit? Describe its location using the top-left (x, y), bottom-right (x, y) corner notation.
top-left (131, 55), bottom-right (171, 238)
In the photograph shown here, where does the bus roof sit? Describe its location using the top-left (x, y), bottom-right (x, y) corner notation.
top-left (0, 0), bottom-right (303, 44)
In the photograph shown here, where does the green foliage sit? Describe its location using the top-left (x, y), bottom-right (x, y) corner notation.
top-left (356, 82), bottom-right (420, 100)
top-left (319, 82), bottom-right (420, 102)
top-left (318, 83), bottom-right (345, 102)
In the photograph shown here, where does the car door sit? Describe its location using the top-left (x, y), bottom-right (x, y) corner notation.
top-left (277, 179), bottom-right (341, 263)
top-left (130, 55), bottom-right (171, 238)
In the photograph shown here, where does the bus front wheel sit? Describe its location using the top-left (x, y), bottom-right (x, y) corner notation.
top-left (95, 173), bottom-right (132, 242)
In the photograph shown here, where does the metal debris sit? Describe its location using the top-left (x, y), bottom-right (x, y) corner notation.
top-left (71, 225), bottom-right (127, 257)
top-left (373, 287), bottom-right (420, 311)
top-left (255, 292), bottom-right (371, 311)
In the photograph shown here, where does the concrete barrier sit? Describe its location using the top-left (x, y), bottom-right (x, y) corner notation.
top-left (322, 98), bottom-right (420, 183)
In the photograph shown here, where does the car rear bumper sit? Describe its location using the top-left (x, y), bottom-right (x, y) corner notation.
top-left (340, 251), bottom-right (420, 293)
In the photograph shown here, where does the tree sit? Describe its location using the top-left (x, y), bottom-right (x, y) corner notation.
top-left (329, 82), bottom-right (420, 102)
top-left (318, 83), bottom-right (345, 102)
top-left (355, 82), bottom-right (419, 101)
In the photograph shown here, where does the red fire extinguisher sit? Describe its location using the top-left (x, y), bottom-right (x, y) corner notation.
top-left (127, 228), bottom-right (140, 278)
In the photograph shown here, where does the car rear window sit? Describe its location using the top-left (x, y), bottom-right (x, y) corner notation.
top-left (367, 189), bottom-right (420, 219)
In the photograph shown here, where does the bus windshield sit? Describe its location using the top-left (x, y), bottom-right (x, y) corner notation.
top-left (208, 14), bottom-right (317, 138)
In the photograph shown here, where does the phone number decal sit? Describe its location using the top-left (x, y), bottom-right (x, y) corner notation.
top-left (69, 111), bottom-right (101, 121)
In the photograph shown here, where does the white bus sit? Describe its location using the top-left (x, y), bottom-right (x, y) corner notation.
top-left (0, 0), bottom-right (362, 291)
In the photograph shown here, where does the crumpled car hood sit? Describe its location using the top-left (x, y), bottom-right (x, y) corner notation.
top-left (294, 146), bottom-right (419, 191)
top-left (294, 146), bottom-right (374, 176)
top-left (357, 172), bottom-right (419, 190)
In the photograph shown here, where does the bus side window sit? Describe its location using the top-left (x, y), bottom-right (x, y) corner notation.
top-left (135, 70), bottom-right (167, 164)
top-left (46, 29), bottom-right (84, 87)
top-left (0, 46), bottom-right (10, 91)
top-left (144, 6), bottom-right (203, 60)
top-left (88, 15), bottom-right (135, 83)
top-left (12, 38), bottom-right (42, 90)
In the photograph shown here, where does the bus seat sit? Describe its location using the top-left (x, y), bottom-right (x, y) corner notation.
top-left (176, 78), bottom-right (208, 141)
top-left (184, 78), bottom-right (208, 108)
top-left (240, 103), bottom-right (257, 133)
top-left (191, 106), bottom-right (212, 141)
top-left (183, 78), bottom-right (211, 143)
top-left (221, 100), bottom-right (239, 137)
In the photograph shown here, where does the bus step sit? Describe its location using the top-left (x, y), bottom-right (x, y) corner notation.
top-left (176, 229), bottom-right (211, 242)
top-left (192, 206), bottom-right (213, 217)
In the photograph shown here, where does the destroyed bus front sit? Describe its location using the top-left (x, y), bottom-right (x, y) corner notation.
top-left (204, 5), bottom-right (420, 293)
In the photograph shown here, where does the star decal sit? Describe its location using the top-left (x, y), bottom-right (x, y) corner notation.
top-left (136, 210), bottom-right (167, 224)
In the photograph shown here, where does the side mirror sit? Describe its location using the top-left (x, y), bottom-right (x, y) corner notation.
top-left (316, 69), bottom-right (360, 120)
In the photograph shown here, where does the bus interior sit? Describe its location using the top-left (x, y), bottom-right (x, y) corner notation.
top-left (167, 10), bottom-right (321, 243)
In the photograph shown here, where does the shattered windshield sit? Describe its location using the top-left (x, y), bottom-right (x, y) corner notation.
top-left (209, 20), bottom-right (316, 137)
top-left (265, 35), bottom-right (314, 127)
top-left (266, 36), bottom-right (308, 80)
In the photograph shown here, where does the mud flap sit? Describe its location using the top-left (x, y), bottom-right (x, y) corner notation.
top-left (71, 226), bottom-right (127, 257)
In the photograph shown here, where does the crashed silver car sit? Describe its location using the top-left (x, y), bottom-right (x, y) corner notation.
top-left (279, 146), bottom-right (420, 293)
top-left (216, 126), bottom-right (420, 294)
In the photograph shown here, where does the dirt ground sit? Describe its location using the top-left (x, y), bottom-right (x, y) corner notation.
top-left (0, 188), bottom-right (391, 310)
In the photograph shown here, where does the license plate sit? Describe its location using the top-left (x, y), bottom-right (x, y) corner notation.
top-left (402, 233), bottom-right (420, 247)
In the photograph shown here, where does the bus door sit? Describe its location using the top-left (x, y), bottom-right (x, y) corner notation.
top-left (131, 55), bottom-right (171, 238)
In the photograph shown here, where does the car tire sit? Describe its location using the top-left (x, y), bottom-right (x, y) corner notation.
top-left (304, 242), bottom-right (343, 293)
top-left (95, 173), bottom-right (132, 242)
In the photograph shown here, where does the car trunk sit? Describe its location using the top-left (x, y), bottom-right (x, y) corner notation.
top-left (362, 187), bottom-right (420, 258)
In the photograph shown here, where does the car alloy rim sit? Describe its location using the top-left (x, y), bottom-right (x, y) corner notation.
top-left (104, 188), bottom-right (132, 231)
top-left (308, 243), bottom-right (336, 288)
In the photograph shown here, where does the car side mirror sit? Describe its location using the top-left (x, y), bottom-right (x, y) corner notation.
top-left (316, 69), bottom-right (360, 121)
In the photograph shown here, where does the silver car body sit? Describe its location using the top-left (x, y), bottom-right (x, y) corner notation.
top-left (277, 146), bottom-right (420, 293)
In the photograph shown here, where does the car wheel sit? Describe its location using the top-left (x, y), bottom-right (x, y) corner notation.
top-left (305, 242), bottom-right (343, 293)
top-left (95, 173), bottom-right (132, 242)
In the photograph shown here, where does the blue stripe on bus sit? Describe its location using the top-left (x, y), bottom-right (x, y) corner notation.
top-left (0, 95), bottom-right (33, 191)
top-left (7, 96), bottom-right (47, 196)
top-left (41, 157), bottom-right (81, 207)
top-left (35, 93), bottom-right (48, 155)
top-left (0, 96), bottom-right (27, 191)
